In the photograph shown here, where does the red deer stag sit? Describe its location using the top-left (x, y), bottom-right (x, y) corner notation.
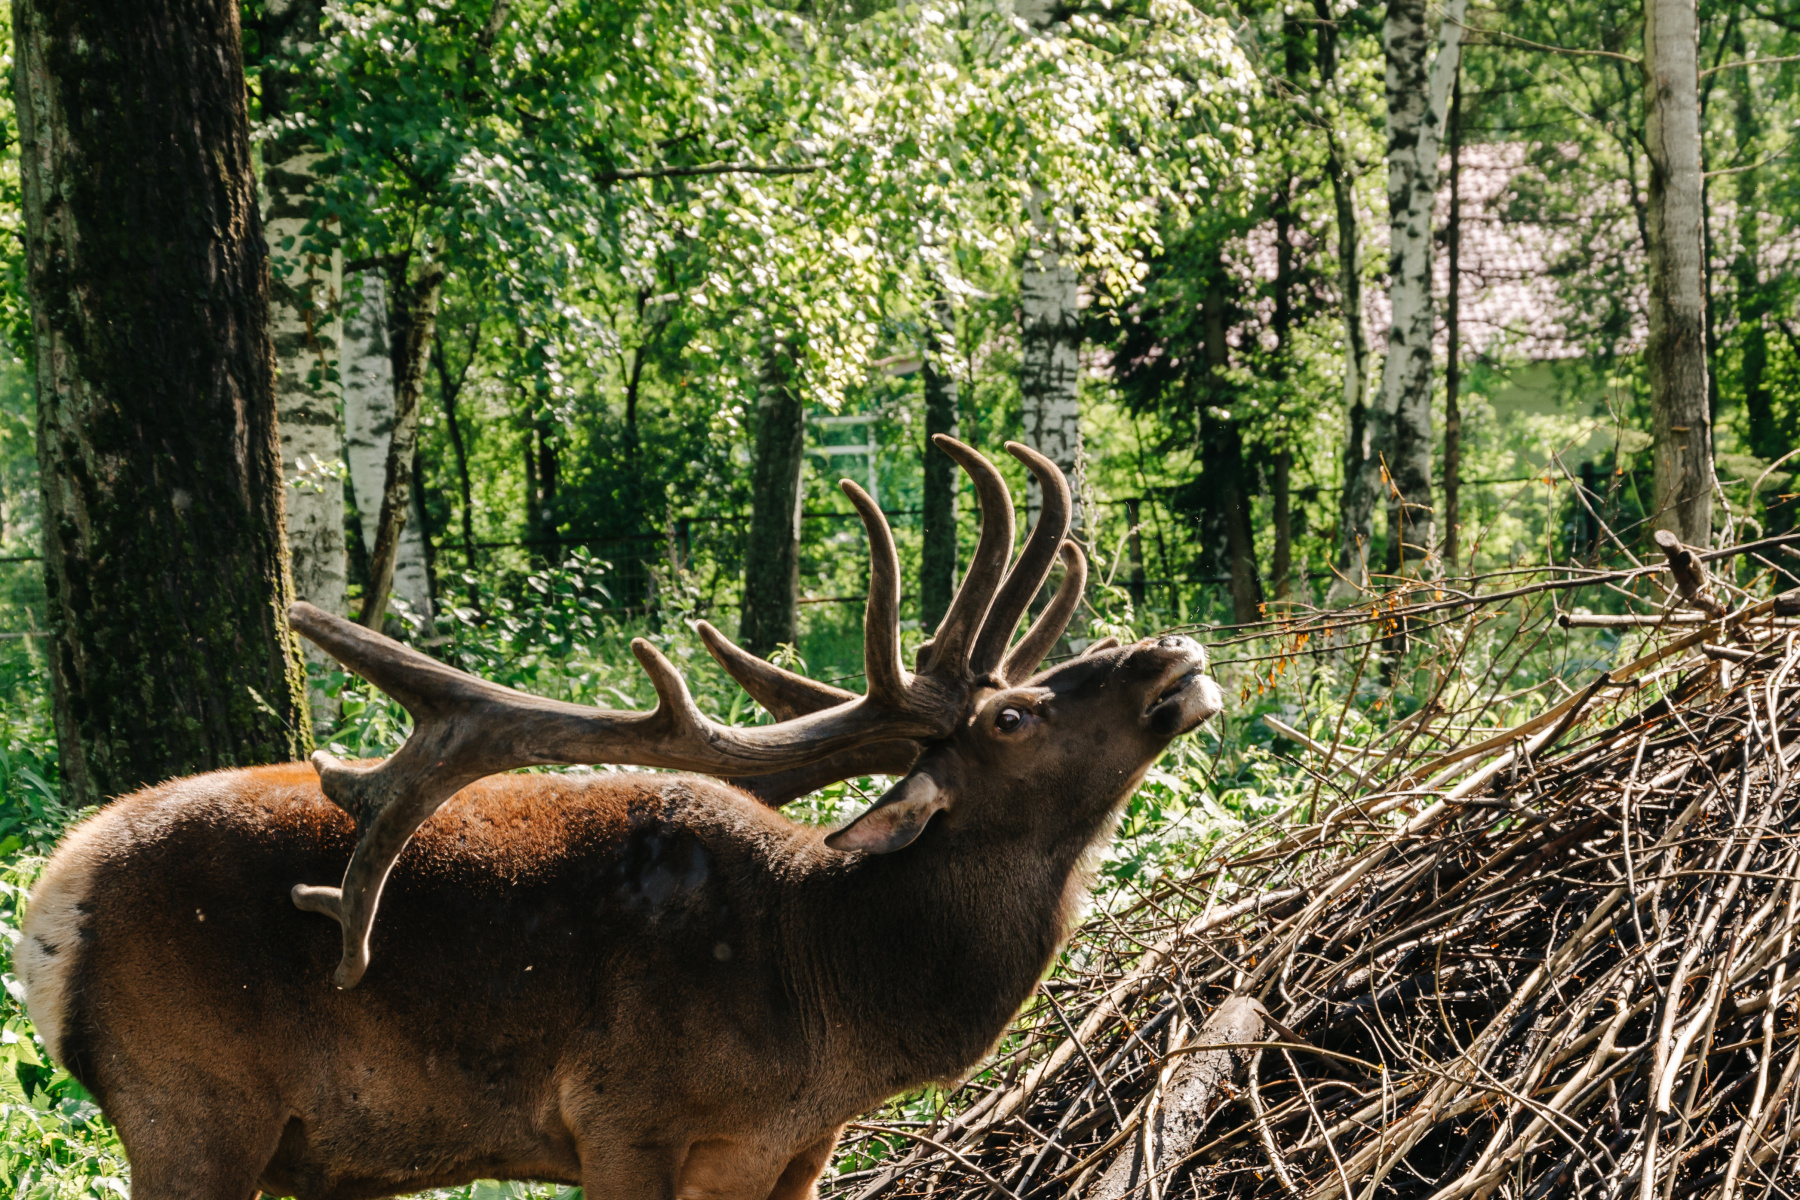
top-left (19, 437), bottom-right (1222, 1200)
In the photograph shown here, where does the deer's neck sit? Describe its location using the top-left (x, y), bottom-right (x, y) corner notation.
top-left (803, 819), bottom-right (1103, 1088)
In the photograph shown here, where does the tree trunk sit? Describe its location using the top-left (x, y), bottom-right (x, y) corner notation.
top-left (920, 290), bottom-right (960, 632)
top-left (263, 0), bottom-right (344, 720)
top-left (741, 337), bottom-right (805, 657)
top-left (1091, 997), bottom-right (1265, 1200)
top-left (358, 261), bottom-right (445, 630)
top-left (1271, 178), bottom-right (1295, 602)
top-left (15, 0), bottom-right (309, 804)
top-left (1317, 0), bottom-right (1376, 602)
top-left (1125, 497), bottom-right (1147, 610)
top-left (1730, 45), bottom-right (1775, 464)
top-left (1015, 0), bottom-right (1083, 537)
top-left (1644, 0), bottom-right (1715, 545)
top-left (343, 270), bottom-right (434, 630)
top-left (1444, 68), bottom-right (1464, 570)
top-left (1202, 261), bottom-right (1263, 625)
top-left (525, 414), bottom-right (560, 561)
top-left (1376, 0), bottom-right (1467, 574)
top-left (431, 329), bottom-right (480, 600)
top-left (1271, 450), bottom-right (1293, 600)
top-left (1020, 244), bottom-right (1083, 534)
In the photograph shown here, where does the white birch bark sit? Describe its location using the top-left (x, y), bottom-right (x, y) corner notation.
top-left (342, 271), bottom-right (433, 627)
top-left (1374, 0), bottom-right (1466, 573)
top-left (1644, 0), bottom-right (1715, 545)
top-left (264, 0), bottom-right (343, 717)
top-left (1019, 245), bottom-right (1083, 532)
top-left (1015, 0), bottom-right (1084, 535)
top-left (266, 150), bottom-right (345, 703)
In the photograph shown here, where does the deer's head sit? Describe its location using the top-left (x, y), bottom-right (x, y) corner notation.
top-left (824, 635), bottom-right (1219, 855)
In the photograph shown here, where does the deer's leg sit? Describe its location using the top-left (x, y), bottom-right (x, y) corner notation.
top-left (114, 1093), bottom-right (285, 1200)
top-left (764, 1128), bottom-right (841, 1200)
top-left (579, 1143), bottom-right (680, 1200)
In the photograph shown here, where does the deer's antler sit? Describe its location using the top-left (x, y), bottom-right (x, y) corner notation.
top-left (289, 436), bottom-right (1061, 987)
top-left (710, 438), bottom-right (1088, 804)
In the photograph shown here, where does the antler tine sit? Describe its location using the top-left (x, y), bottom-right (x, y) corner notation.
top-left (839, 479), bottom-right (907, 704)
top-left (694, 622), bottom-right (855, 720)
top-left (1002, 542), bottom-right (1088, 684)
top-left (693, 477), bottom-right (905, 719)
top-left (968, 442), bottom-right (1072, 676)
top-left (918, 435), bottom-right (1015, 677)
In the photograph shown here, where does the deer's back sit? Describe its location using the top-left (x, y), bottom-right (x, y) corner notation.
top-left (20, 764), bottom-right (845, 1196)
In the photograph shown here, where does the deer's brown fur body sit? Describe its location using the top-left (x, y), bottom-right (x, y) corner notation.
top-left (22, 752), bottom-right (1120, 1200)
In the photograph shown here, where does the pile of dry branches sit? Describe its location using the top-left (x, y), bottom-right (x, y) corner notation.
top-left (829, 588), bottom-right (1800, 1200)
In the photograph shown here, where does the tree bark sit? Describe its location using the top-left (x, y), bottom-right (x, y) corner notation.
top-left (14, 0), bottom-right (309, 804)
top-left (1644, 0), bottom-right (1715, 545)
top-left (1317, 0), bottom-right (1376, 602)
top-left (431, 329), bottom-right (480, 584)
top-left (343, 270), bottom-right (434, 630)
top-left (358, 261), bottom-right (445, 630)
top-left (1729, 42), bottom-right (1775, 464)
top-left (1271, 450), bottom-right (1293, 600)
top-left (1091, 997), bottom-right (1265, 1200)
top-left (1444, 69), bottom-right (1464, 570)
top-left (1015, 0), bottom-right (1084, 537)
top-left (741, 337), bottom-right (805, 657)
top-left (262, 0), bottom-right (344, 719)
top-left (1376, 0), bottom-right (1467, 574)
top-left (1271, 177), bottom-right (1295, 601)
top-left (1201, 260), bottom-right (1263, 625)
top-left (920, 290), bottom-right (960, 632)
top-left (1020, 244), bottom-right (1083, 534)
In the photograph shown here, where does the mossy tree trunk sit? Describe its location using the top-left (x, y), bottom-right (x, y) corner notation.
top-left (13, 0), bottom-right (310, 804)
top-left (741, 336), bottom-right (804, 657)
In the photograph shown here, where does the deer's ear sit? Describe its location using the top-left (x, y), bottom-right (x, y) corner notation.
top-left (826, 772), bottom-right (948, 854)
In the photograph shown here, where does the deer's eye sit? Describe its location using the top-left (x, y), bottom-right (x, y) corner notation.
top-left (995, 707), bottom-right (1026, 733)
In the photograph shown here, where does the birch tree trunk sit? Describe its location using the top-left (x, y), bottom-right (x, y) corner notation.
top-left (14, 0), bottom-right (309, 804)
top-left (1015, 0), bottom-right (1083, 538)
top-left (357, 261), bottom-right (444, 630)
top-left (1444, 69), bottom-right (1464, 569)
top-left (263, 0), bottom-right (344, 718)
top-left (1317, 0), bottom-right (1376, 602)
top-left (1376, 0), bottom-right (1467, 575)
top-left (1019, 244), bottom-right (1083, 534)
top-left (343, 270), bottom-right (435, 631)
top-left (741, 337), bottom-right (805, 657)
top-left (1644, 0), bottom-right (1716, 545)
top-left (920, 290), bottom-right (960, 632)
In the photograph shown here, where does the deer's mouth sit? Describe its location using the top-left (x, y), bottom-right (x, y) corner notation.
top-left (1143, 662), bottom-right (1224, 736)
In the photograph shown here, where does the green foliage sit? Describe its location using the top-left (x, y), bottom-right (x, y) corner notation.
top-left (0, 857), bottom-right (128, 1200)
